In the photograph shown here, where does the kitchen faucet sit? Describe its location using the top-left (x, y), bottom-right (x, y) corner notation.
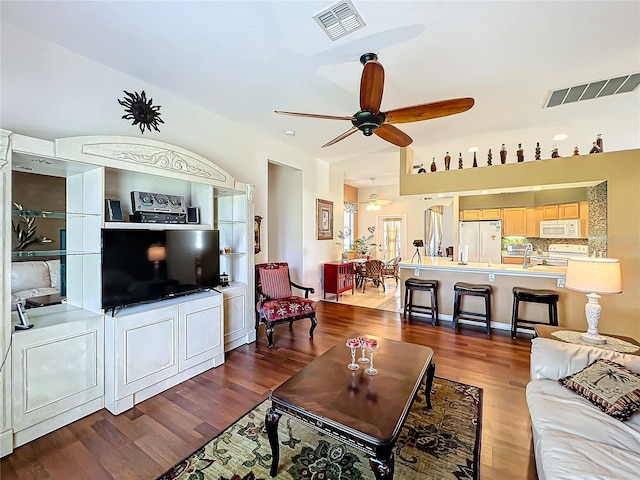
top-left (522, 243), bottom-right (533, 269)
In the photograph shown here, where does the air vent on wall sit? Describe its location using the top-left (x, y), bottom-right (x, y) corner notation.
top-left (545, 73), bottom-right (640, 107)
top-left (313, 0), bottom-right (366, 41)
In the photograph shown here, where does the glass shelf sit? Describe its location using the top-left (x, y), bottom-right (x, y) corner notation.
top-left (12, 209), bottom-right (100, 219)
top-left (12, 250), bottom-right (99, 258)
top-left (220, 252), bottom-right (246, 256)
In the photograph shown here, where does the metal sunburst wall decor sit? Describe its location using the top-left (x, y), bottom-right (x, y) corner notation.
top-left (118, 90), bottom-right (164, 134)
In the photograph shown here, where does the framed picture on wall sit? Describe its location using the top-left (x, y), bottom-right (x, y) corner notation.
top-left (316, 198), bottom-right (333, 240)
top-left (254, 215), bottom-right (262, 254)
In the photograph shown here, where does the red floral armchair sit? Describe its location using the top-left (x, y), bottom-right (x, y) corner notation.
top-left (255, 262), bottom-right (317, 348)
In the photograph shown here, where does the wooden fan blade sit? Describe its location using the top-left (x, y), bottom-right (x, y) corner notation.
top-left (384, 97), bottom-right (475, 124)
top-left (275, 111), bottom-right (355, 121)
top-left (374, 124), bottom-right (413, 147)
top-left (360, 60), bottom-right (384, 114)
top-left (322, 127), bottom-right (359, 147)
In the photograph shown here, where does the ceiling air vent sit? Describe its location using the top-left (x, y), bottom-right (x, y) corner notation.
top-left (545, 73), bottom-right (640, 107)
top-left (313, 0), bottom-right (366, 41)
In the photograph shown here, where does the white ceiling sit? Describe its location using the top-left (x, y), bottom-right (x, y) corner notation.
top-left (2, 1), bottom-right (639, 188)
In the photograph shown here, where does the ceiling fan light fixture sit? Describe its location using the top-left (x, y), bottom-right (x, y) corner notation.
top-left (366, 203), bottom-right (381, 211)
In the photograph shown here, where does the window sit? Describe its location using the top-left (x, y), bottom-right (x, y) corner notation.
top-left (343, 202), bottom-right (356, 251)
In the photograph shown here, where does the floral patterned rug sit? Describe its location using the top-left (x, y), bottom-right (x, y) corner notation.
top-left (157, 377), bottom-right (482, 480)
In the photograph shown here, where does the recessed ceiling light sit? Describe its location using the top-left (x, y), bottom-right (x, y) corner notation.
top-left (284, 130), bottom-right (295, 136)
top-left (553, 133), bottom-right (568, 141)
top-left (468, 147), bottom-right (479, 152)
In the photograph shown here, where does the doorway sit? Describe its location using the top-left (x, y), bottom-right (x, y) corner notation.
top-left (376, 214), bottom-right (407, 261)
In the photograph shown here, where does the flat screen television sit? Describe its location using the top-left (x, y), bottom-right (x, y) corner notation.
top-left (101, 229), bottom-right (220, 310)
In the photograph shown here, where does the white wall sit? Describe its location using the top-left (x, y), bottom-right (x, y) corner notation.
top-left (356, 184), bottom-right (455, 260)
top-left (0, 22), bottom-right (343, 294)
top-left (268, 161), bottom-right (303, 282)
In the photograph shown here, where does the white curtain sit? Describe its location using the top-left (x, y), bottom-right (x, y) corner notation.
top-left (424, 207), bottom-right (444, 256)
top-left (382, 218), bottom-right (402, 261)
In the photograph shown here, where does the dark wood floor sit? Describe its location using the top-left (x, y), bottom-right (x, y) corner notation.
top-left (1, 302), bottom-right (538, 479)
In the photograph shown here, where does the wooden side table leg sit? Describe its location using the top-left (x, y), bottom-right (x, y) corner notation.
top-left (425, 361), bottom-right (436, 409)
top-left (265, 407), bottom-right (281, 477)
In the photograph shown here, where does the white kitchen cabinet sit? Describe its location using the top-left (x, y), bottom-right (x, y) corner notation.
top-left (11, 306), bottom-right (104, 447)
top-left (105, 292), bottom-right (223, 415)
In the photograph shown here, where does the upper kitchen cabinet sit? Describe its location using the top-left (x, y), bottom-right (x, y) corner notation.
top-left (460, 208), bottom-right (501, 221)
top-left (460, 209), bottom-right (482, 220)
top-left (579, 201), bottom-right (589, 237)
top-left (541, 204), bottom-right (559, 220)
top-left (559, 202), bottom-right (580, 219)
top-left (502, 208), bottom-right (527, 236)
top-left (525, 207), bottom-right (539, 237)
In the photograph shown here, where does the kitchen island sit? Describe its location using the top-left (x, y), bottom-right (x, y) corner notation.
top-left (399, 257), bottom-right (567, 333)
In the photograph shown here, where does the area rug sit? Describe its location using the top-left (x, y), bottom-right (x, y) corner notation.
top-left (157, 377), bottom-right (482, 480)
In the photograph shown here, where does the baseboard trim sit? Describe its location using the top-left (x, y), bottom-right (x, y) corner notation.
top-left (0, 429), bottom-right (13, 458)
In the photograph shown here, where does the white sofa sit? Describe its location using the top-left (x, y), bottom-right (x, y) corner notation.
top-left (527, 337), bottom-right (640, 479)
top-left (10, 259), bottom-right (61, 307)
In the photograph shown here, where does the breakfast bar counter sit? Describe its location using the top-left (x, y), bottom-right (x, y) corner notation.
top-left (399, 257), bottom-right (566, 279)
top-left (398, 257), bottom-right (567, 332)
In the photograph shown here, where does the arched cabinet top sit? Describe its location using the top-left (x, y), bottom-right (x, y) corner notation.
top-left (55, 135), bottom-right (237, 190)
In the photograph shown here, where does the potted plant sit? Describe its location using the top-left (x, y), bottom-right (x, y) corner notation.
top-left (354, 234), bottom-right (377, 257)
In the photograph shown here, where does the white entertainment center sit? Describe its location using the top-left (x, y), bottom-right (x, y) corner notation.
top-left (0, 130), bottom-right (256, 456)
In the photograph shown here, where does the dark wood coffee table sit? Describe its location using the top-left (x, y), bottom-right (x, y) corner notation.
top-left (265, 335), bottom-right (435, 479)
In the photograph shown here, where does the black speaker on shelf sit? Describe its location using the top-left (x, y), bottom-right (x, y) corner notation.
top-left (187, 206), bottom-right (200, 224)
top-left (105, 199), bottom-right (123, 222)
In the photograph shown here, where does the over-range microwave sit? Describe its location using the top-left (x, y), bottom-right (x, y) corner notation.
top-left (539, 219), bottom-right (581, 239)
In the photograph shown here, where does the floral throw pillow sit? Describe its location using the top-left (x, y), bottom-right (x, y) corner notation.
top-left (259, 267), bottom-right (292, 299)
top-left (558, 359), bottom-right (640, 421)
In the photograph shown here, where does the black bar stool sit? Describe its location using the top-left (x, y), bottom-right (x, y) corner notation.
top-left (403, 278), bottom-right (439, 326)
top-left (511, 287), bottom-right (559, 339)
top-left (452, 282), bottom-right (492, 334)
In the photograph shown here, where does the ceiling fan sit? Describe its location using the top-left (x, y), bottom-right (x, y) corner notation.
top-left (275, 52), bottom-right (474, 148)
top-left (358, 177), bottom-right (391, 211)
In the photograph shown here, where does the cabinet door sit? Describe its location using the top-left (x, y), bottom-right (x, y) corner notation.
top-left (579, 201), bottom-right (589, 237)
top-left (179, 295), bottom-right (223, 371)
top-left (559, 202), bottom-right (580, 219)
top-left (525, 207), bottom-right (538, 237)
top-left (542, 205), bottom-right (559, 220)
top-left (222, 285), bottom-right (248, 351)
top-left (12, 315), bottom-right (104, 431)
top-left (481, 208), bottom-right (502, 220)
top-left (502, 208), bottom-right (527, 236)
top-left (461, 210), bottom-right (482, 220)
top-left (109, 305), bottom-right (179, 401)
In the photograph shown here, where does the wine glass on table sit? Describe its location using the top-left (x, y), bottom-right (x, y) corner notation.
top-left (346, 338), bottom-right (360, 370)
top-left (365, 338), bottom-right (380, 375)
top-left (357, 336), bottom-right (370, 364)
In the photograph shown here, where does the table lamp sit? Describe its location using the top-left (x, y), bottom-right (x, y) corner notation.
top-left (565, 257), bottom-right (622, 345)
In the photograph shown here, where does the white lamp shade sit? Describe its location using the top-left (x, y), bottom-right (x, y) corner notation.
top-left (565, 258), bottom-right (622, 294)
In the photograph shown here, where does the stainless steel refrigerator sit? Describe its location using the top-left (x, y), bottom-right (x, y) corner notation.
top-left (458, 220), bottom-right (502, 263)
